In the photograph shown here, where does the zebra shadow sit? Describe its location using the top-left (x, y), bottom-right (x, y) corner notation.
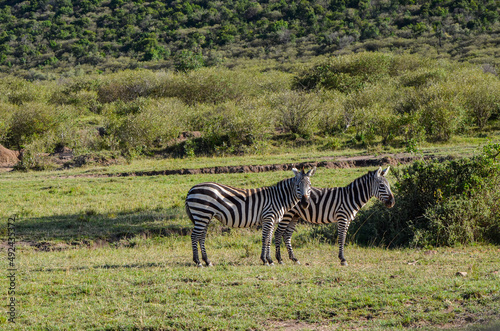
top-left (10, 207), bottom-right (193, 244)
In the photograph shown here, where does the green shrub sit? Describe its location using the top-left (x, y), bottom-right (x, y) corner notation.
top-left (293, 52), bottom-right (394, 92)
top-left (353, 143), bottom-right (500, 247)
top-left (111, 97), bottom-right (154, 116)
top-left (7, 102), bottom-right (61, 149)
top-left (417, 83), bottom-right (466, 142)
top-left (43, 115), bottom-right (101, 154)
top-left (398, 67), bottom-right (447, 88)
top-left (182, 98), bottom-right (274, 156)
top-left (174, 50), bottom-right (205, 72)
top-left (373, 108), bottom-right (399, 145)
top-left (397, 111), bottom-right (426, 150)
top-left (316, 90), bottom-right (346, 135)
top-left (156, 67), bottom-right (258, 105)
top-left (418, 98), bottom-right (465, 142)
top-left (342, 85), bottom-right (400, 144)
top-left (318, 136), bottom-right (342, 151)
top-left (97, 70), bottom-right (161, 103)
top-left (417, 189), bottom-right (500, 246)
top-left (13, 139), bottom-right (53, 171)
top-left (1, 77), bottom-right (52, 105)
top-left (51, 88), bottom-right (101, 114)
top-left (453, 68), bottom-right (500, 130)
top-left (0, 102), bottom-right (15, 143)
top-left (111, 98), bottom-right (186, 154)
top-left (268, 91), bottom-right (320, 138)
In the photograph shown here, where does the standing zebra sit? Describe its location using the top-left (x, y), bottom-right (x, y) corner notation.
top-left (275, 167), bottom-right (395, 266)
top-left (185, 167), bottom-right (316, 267)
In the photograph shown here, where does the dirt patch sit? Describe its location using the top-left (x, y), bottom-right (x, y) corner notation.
top-left (267, 320), bottom-right (333, 330)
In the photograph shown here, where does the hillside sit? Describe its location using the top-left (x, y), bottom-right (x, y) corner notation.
top-left (1, 0), bottom-right (499, 76)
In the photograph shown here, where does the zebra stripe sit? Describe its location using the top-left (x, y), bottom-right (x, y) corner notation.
top-left (275, 166), bottom-right (395, 266)
top-left (185, 167), bottom-right (315, 267)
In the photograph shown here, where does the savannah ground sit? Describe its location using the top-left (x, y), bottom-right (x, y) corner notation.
top-left (1, 148), bottom-right (499, 330)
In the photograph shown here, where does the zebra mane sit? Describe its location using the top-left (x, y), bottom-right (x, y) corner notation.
top-left (346, 169), bottom-right (376, 189)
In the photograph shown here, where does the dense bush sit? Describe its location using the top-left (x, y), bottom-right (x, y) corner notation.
top-left (294, 52), bottom-right (394, 92)
top-left (268, 91), bottom-right (320, 138)
top-left (352, 143), bottom-right (500, 247)
top-left (103, 98), bottom-right (186, 154)
top-left (8, 102), bottom-right (62, 149)
top-left (182, 98), bottom-right (274, 156)
top-left (0, 52), bottom-right (499, 169)
top-left (295, 52), bottom-right (500, 142)
top-left (97, 70), bottom-right (161, 103)
top-left (315, 90), bottom-right (346, 136)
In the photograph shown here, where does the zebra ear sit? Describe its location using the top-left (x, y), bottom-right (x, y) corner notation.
top-left (292, 168), bottom-right (300, 177)
top-left (381, 166), bottom-right (390, 177)
top-left (376, 166), bottom-right (382, 176)
top-left (306, 166), bottom-right (316, 177)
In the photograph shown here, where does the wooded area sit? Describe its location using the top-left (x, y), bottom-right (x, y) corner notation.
top-left (1, 0), bottom-right (499, 75)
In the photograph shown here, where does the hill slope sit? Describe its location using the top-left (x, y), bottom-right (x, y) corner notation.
top-left (0, 0), bottom-right (499, 74)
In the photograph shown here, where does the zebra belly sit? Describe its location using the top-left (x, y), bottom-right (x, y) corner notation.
top-left (186, 198), bottom-right (261, 228)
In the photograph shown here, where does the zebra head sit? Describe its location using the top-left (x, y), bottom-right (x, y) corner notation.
top-left (374, 166), bottom-right (395, 208)
top-left (292, 167), bottom-right (316, 209)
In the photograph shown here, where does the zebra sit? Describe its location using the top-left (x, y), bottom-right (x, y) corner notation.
top-left (185, 167), bottom-right (316, 267)
top-left (275, 166), bottom-right (395, 266)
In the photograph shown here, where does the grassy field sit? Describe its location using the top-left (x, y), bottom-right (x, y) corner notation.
top-left (1, 156), bottom-right (499, 330)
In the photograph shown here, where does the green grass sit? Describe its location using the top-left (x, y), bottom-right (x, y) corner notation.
top-left (3, 238), bottom-right (500, 330)
top-left (1, 158), bottom-right (499, 329)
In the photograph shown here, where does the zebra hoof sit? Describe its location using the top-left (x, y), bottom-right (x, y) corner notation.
top-left (278, 261), bottom-right (284, 265)
top-left (294, 260), bottom-right (301, 265)
top-left (340, 261), bottom-right (348, 266)
top-left (197, 263), bottom-right (203, 268)
top-left (269, 262), bottom-right (275, 266)
top-left (207, 262), bottom-right (213, 267)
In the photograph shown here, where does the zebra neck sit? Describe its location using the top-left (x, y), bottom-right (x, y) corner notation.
top-left (345, 175), bottom-right (374, 209)
top-left (269, 177), bottom-right (298, 210)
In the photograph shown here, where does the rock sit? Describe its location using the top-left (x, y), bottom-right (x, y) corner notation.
top-left (456, 272), bottom-right (468, 277)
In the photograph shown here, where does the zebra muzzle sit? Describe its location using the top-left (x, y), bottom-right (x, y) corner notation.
top-left (300, 195), bottom-right (310, 209)
top-left (385, 195), bottom-right (395, 208)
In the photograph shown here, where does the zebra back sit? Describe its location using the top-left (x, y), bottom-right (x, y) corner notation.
top-left (185, 172), bottom-right (311, 228)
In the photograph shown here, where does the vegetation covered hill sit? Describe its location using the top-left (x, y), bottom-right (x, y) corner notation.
top-left (0, 0), bottom-right (499, 75)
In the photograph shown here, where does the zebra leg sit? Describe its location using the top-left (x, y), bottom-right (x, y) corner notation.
top-left (199, 226), bottom-right (213, 267)
top-left (260, 220), bottom-right (275, 266)
top-left (337, 219), bottom-right (350, 266)
top-left (283, 220), bottom-right (299, 264)
top-left (274, 221), bottom-right (288, 264)
top-left (191, 229), bottom-right (202, 267)
top-left (191, 221), bottom-right (209, 267)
